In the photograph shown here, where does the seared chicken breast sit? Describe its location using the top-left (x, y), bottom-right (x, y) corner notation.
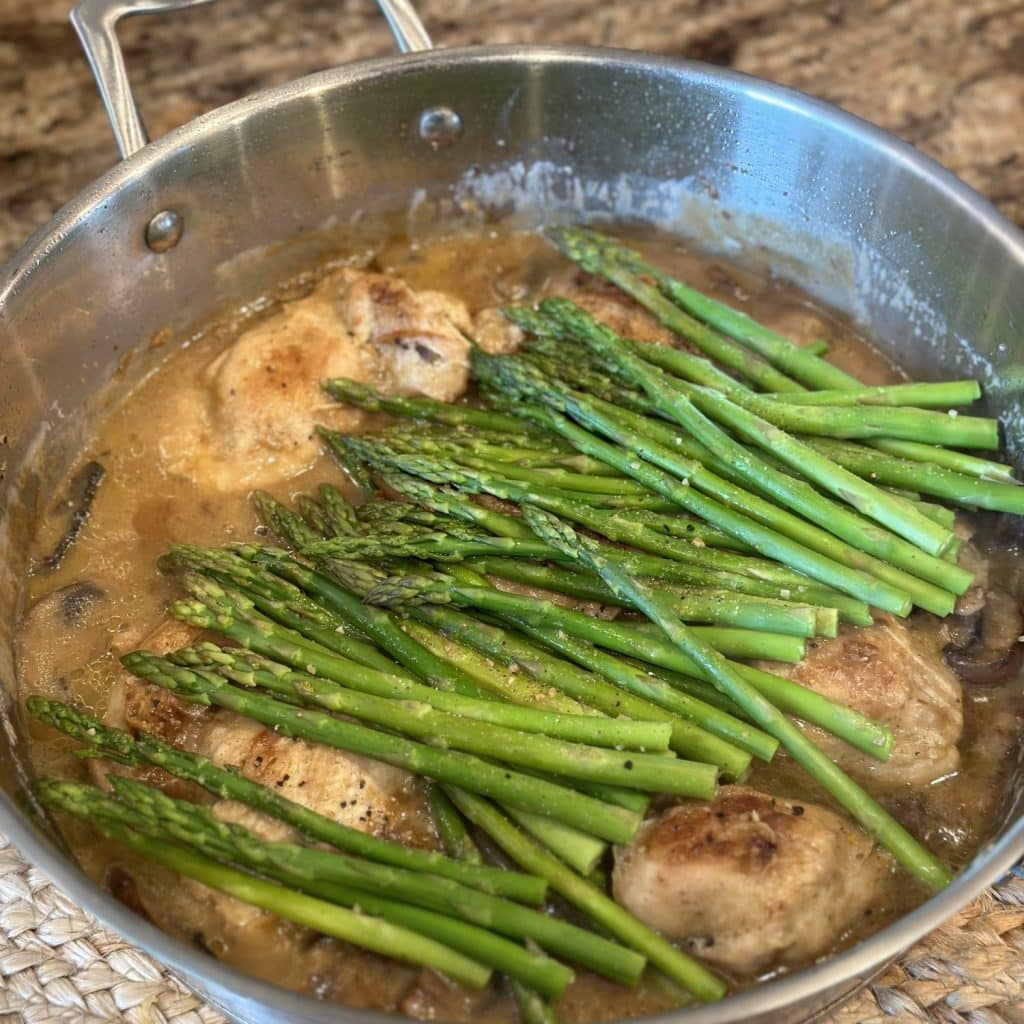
top-left (98, 619), bottom-right (435, 995)
top-left (160, 268), bottom-right (476, 491)
top-left (612, 787), bottom-right (890, 974)
top-left (764, 616), bottom-right (963, 789)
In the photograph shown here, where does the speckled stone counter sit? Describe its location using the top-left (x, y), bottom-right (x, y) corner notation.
top-left (3, 0), bottom-right (1024, 263)
top-left (2, 2), bottom-right (1024, 1023)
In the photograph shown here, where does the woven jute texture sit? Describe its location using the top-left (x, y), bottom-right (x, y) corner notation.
top-left (1, 829), bottom-right (1021, 1023)
top-left (0, 839), bottom-right (222, 1024)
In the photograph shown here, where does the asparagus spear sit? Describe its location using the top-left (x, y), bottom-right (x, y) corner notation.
top-left (466, 556), bottom-right (858, 631)
top-left (802, 437), bottom-right (1024, 514)
top-left (537, 298), bottom-right (961, 557)
top-left (557, 230), bottom-right (978, 434)
top-left (159, 649), bottom-right (708, 796)
top-left (590, 507), bottom-right (754, 552)
top-left (622, 317), bottom-right (999, 468)
top-left (869, 438), bottom-right (1018, 484)
top-left (361, 570), bottom-right (890, 761)
top-left (533, 320), bottom-right (974, 598)
top-left (306, 519), bottom-right (816, 593)
top-left (165, 547), bottom-right (400, 674)
top-left (565, 396), bottom-right (965, 613)
top-left (448, 788), bottom-right (727, 1003)
top-left (546, 228), bottom-right (803, 393)
top-left (385, 447), bottom-right (649, 496)
top-left (428, 783), bottom-right (485, 865)
top-left (317, 425), bottom-right (376, 497)
top-left (172, 641), bottom-right (667, 750)
top-left (252, 490), bottom-right (323, 548)
top-left (375, 469), bottom-right (536, 540)
top-left (519, 347), bottom-right (656, 417)
top-left (322, 553), bottom-right (781, 777)
top-left (487, 375), bottom-right (962, 618)
top-left (550, 226), bottom-right (832, 388)
top-left (295, 494), bottom-right (331, 537)
top-left (319, 483), bottom-right (360, 535)
top-left (559, 230), bottom-right (1013, 480)
top-left (37, 779), bottom-right (492, 989)
top-left (121, 652), bottom-right (642, 844)
top-left (366, 573), bottom-right (804, 664)
top-left (371, 468), bottom-right (822, 634)
top-left (511, 978), bottom-right (562, 1024)
top-left (221, 546), bottom-right (490, 699)
top-left (473, 383), bottom-right (916, 616)
top-left (323, 378), bottom-right (530, 433)
top-left (384, 434), bottom-right (622, 477)
top-left (503, 807), bottom-right (608, 877)
top-left (523, 248), bottom-right (1000, 458)
top-left (397, 487), bottom-right (822, 637)
top-left (769, 381), bottom-right (982, 408)
top-left (392, 614), bottom-right (594, 714)
top-left (500, 616), bottom-right (774, 764)
top-left (488, 361), bottom-right (951, 613)
top-left (426, 787), bottom-right (567, 1020)
top-left (521, 505), bottom-right (951, 891)
top-left (172, 589), bottom-right (635, 853)
top-left (631, 338), bottom-right (997, 451)
top-left (170, 565), bottom-right (495, 706)
top-left (327, 442), bottom-right (839, 592)
top-left (247, 546), bottom-right (623, 715)
top-left (26, 698), bottom-right (545, 902)
top-left (333, 563), bottom-right (767, 770)
top-left (322, 561), bottom-right (606, 720)
top-left (105, 775), bottom-right (636, 987)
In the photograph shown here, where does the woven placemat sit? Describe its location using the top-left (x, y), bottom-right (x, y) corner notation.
top-left (1, 830), bottom-right (1021, 1023)
top-left (0, 838), bottom-right (221, 1024)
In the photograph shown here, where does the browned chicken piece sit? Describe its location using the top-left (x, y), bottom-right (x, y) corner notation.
top-left (106, 646), bottom-right (433, 848)
top-left (160, 267), bottom-right (475, 491)
top-left (98, 619), bottom-right (437, 1002)
top-left (612, 787), bottom-right (890, 975)
top-left (563, 274), bottom-right (678, 346)
top-left (471, 307), bottom-right (524, 354)
top-left (333, 268), bottom-right (473, 400)
top-left (764, 616), bottom-right (963, 789)
top-left (198, 714), bottom-right (432, 846)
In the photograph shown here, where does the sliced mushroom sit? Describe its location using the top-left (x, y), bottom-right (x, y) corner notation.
top-left (944, 588), bottom-right (1024, 684)
top-left (37, 460), bottom-right (105, 571)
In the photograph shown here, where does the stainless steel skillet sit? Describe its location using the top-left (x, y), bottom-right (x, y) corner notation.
top-left (0, 1), bottom-right (1022, 1021)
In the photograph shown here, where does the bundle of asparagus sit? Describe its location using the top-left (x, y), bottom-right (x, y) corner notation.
top-left (34, 228), bottom-right (1019, 1021)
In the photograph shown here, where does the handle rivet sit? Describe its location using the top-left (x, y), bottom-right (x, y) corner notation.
top-left (418, 106), bottom-right (462, 148)
top-left (145, 209), bottom-right (184, 253)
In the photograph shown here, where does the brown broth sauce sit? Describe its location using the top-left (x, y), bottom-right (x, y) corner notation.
top-left (15, 228), bottom-right (1024, 1021)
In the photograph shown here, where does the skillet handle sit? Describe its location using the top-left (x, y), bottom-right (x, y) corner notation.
top-left (70, 0), bottom-right (217, 161)
top-left (71, 0), bottom-right (433, 161)
top-left (376, 0), bottom-right (433, 53)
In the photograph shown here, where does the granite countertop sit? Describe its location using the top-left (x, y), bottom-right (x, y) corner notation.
top-left (2, 0), bottom-right (1024, 264)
